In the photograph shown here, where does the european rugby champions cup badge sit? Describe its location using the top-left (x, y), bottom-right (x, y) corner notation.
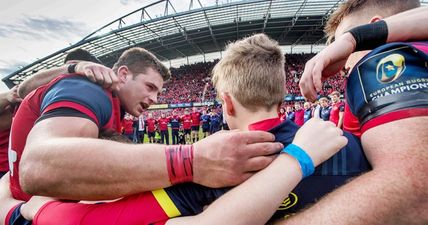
top-left (376, 53), bottom-right (406, 83)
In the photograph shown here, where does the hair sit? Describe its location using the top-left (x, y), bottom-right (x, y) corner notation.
top-left (64, 49), bottom-right (102, 64)
top-left (325, 0), bottom-right (420, 43)
top-left (113, 47), bottom-right (171, 81)
top-left (319, 97), bottom-right (329, 102)
top-left (330, 91), bottom-right (341, 97)
top-left (212, 33), bottom-right (285, 112)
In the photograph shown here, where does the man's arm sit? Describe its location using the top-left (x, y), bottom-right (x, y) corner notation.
top-left (275, 117), bottom-right (428, 225)
top-left (300, 6), bottom-right (428, 101)
top-left (337, 104), bottom-right (345, 128)
top-left (18, 61), bottom-right (119, 98)
top-left (168, 119), bottom-right (348, 225)
top-left (21, 116), bottom-right (282, 200)
top-left (337, 111), bottom-right (344, 128)
top-left (0, 86), bottom-right (21, 130)
top-left (18, 66), bottom-right (69, 98)
top-left (0, 86), bottom-right (21, 114)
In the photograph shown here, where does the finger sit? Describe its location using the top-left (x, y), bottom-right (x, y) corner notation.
top-left (109, 70), bottom-right (119, 91)
top-left (322, 120), bottom-right (336, 128)
top-left (312, 59), bottom-right (327, 92)
top-left (238, 130), bottom-right (276, 144)
top-left (336, 127), bottom-right (344, 136)
top-left (300, 60), bottom-right (317, 101)
top-left (102, 71), bottom-right (113, 89)
top-left (84, 69), bottom-right (96, 82)
top-left (244, 142), bottom-right (283, 158)
top-left (338, 136), bottom-right (348, 147)
top-left (243, 155), bottom-right (277, 172)
top-left (92, 68), bottom-right (105, 85)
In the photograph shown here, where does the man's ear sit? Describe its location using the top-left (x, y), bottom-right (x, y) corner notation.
top-left (117, 66), bottom-right (130, 83)
top-left (369, 15), bottom-right (383, 23)
top-left (222, 92), bottom-right (235, 116)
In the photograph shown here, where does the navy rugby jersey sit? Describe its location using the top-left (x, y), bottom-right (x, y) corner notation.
top-left (160, 118), bottom-right (370, 220)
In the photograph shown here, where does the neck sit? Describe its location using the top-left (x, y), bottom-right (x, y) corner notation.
top-left (234, 108), bottom-right (279, 131)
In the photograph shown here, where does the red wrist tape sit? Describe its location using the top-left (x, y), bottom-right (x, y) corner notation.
top-left (165, 145), bottom-right (194, 185)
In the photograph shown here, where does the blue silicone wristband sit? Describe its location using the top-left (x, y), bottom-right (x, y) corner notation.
top-left (281, 143), bottom-right (315, 178)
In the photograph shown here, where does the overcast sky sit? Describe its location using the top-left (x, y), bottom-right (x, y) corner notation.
top-left (0, 0), bottom-right (222, 92)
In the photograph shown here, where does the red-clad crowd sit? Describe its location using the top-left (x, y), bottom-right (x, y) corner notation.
top-left (155, 54), bottom-right (346, 105)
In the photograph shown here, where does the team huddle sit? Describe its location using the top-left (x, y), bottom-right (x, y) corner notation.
top-left (0, 0), bottom-right (427, 225)
top-left (121, 107), bottom-right (224, 145)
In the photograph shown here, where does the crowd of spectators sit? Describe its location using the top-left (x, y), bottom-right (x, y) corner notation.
top-left (156, 54), bottom-right (346, 105)
top-left (157, 61), bottom-right (217, 104)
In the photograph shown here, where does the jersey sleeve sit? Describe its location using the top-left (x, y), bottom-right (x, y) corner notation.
top-left (346, 42), bottom-right (428, 134)
top-left (39, 76), bottom-right (112, 128)
top-left (339, 103), bottom-right (345, 112)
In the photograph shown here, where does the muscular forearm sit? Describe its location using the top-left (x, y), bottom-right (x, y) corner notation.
top-left (21, 137), bottom-right (171, 200)
top-left (385, 7), bottom-right (428, 43)
top-left (18, 65), bottom-right (68, 98)
top-left (168, 155), bottom-right (302, 225)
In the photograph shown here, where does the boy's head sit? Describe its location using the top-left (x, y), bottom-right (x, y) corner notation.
top-left (294, 103), bottom-right (301, 111)
top-left (212, 33), bottom-right (285, 129)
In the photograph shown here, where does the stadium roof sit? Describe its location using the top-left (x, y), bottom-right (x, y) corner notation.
top-left (2, 0), bottom-right (428, 87)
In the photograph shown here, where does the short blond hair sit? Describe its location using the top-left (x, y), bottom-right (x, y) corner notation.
top-left (212, 34), bottom-right (285, 111)
top-left (113, 47), bottom-right (171, 81)
top-left (325, 0), bottom-right (420, 44)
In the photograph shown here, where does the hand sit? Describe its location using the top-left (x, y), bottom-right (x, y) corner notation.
top-left (299, 32), bottom-right (356, 101)
top-left (292, 118), bottom-right (348, 166)
top-left (193, 130), bottom-right (283, 188)
top-left (75, 61), bottom-right (120, 91)
top-left (6, 85), bottom-right (22, 103)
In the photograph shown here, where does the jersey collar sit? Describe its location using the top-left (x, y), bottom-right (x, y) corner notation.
top-left (248, 117), bottom-right (282, 131)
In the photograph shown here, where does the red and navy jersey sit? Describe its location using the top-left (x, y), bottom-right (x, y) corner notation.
top-left (146, 118), bottom-right (156, 132)
top-left (329, 101), bottom-right (345, 126)
top-left (34, 190), bottom-right (174, 225)
top-left (157, 118), bottom-right (169, 131)
top-left (9, 74), bottom-right (122, 201)
top-left (34, 183), bottom-right (228, 225)
top-left (181, 115), bottom-right (192, 130)
top-left (248, 118), bottom-right (370, 220)
top-left (190, 112), bottom-right (201, 126)
top-left (346, 42), bottom-right (428, 134)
